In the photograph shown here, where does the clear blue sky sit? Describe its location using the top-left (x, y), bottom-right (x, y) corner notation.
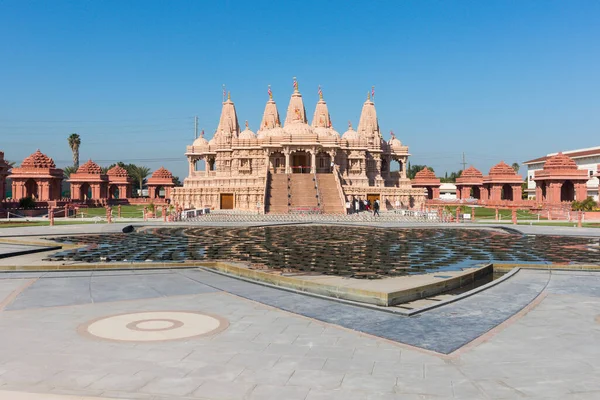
top-left (1, 0), bottom-right (599, 179)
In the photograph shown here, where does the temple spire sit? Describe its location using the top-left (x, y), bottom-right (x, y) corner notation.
top-left (215, 92), bottom-right (240, 138)
top-left (284, 81), bottom-right (307, 126)
top-left (311, 87), bottom-right (331, 129)
top-left (357, 93), bottom-right (380, 138)
top-left (258, 91), bottom-right (281, 131)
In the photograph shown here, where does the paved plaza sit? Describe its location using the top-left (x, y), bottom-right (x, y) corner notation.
top-left (0, 222), bottom-right (598, 399)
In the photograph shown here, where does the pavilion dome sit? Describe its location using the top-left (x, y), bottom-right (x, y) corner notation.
top-left (77, 160), bottom-right (103, 174)
top-left (193, 133), bottom-right (209, 148)
top-left (239, 124), bottom-right (256, 139)
top-left (257, 125), bottom-right (284, 139)
top-left (414, 167), bottom-right (436, 179)
top-left (460, 166), bottom-right (483, 179)
top-left (489, 161), bottom-right (517, 176)
top-left (543, 152), bottom-right (578, 170)
top-left (342, 125), bottom-right (360, 141)
top-left (107, 165), bottom-right (130, 178)
top-left (388, 134), bottom-right (402, 147)
top-left (152, 167), bottom-right (173, 179)
top-left (20, 150), bottom-right (56, 169)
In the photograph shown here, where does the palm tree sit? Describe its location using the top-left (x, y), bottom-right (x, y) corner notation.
top-left (130, 165), bottom-right (151, 196)
top-left (63, 165), bottom-right (78, 178)
top-left (511, 162), bottom-right (520, 173)
top-left (68, 133), bottom-right (81, 168)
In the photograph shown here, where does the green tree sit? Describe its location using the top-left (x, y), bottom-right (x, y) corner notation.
top-left (173, 176), bottom-right (182, 186)
top-left (440, 170), bottom-right (463, 183)
top-left (572, 197), bottom-right (598, 211)
top-left (512, 162), bottom-right (520, 173)
top-left (129, 165), bottom-right (151, 195)
top-left (68, 133), bottom-right (81, 168)
top-left (63, 165), bottom-right (77, 178)
top-left (407, 165), bottom-right (432, 179)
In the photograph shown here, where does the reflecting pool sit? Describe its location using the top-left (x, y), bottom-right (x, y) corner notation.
top-left (47, 226), bottom-right (599, 278)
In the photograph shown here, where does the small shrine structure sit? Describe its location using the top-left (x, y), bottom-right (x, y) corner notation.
top-left (455, 166), bottom-right (483, 200)
top-left (107, 166), bottom-right (133, 200)
top-left (533, 152), bottom-right (588, 203)
top-left (411, 167), bottom-right (440, 199)
top-left (69, 160), bottom-right (108, 201)
top-left (147, 167), bottom-right (175, 199)
top-left (10, 150), bottom-right (63, 201)
top-left (483, 161), bottom-right (523, 202)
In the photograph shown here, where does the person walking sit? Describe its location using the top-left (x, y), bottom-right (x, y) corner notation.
top-left (345, 200), bottom-right (351, 215)
top-left (373, 199), bottom-right (380, 216)
top-left (354, 198), bottom-right (360, 214)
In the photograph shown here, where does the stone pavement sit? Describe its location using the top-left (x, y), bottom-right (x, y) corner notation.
top-left (0, 266), bottom-right (598, 399)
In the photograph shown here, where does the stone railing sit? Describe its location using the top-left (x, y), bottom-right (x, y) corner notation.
top-left (332, 165), bottom-right (348, 211)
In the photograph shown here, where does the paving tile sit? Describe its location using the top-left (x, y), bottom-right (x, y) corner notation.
top-left (341, 372), bottom-right (397, 394)
top-left (247, 384), bottom-right (310, 400)
top-left (138, 376), bottom-right (203, 396)
top-left (287, 369), bottom-right (345, 390)
top-left (193, 381), bottom-right (255, 399)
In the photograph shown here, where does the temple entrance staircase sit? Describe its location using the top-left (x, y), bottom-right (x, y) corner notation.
top-left (316, 173), bottom-right (345, 214)
top-left (289, 174), bottom-right (319, 213)
top-left (265, 172), bottom-right (289, 214)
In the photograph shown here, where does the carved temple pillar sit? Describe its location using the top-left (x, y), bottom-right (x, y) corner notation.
top-left (284, 150), bottom-right (291, 174)
top-left (311, 150), bottom-right (316, 174)
top-left (401, 157), bottom-right (407, 179)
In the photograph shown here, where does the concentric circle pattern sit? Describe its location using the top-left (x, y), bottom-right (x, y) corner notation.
top-left (82, 311), bottom-right (227, 342)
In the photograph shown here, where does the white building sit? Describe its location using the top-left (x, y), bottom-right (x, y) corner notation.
top-left (439, 183), bottom-right (457, 200)
top-left (523, 146), bottom-right (600, 201)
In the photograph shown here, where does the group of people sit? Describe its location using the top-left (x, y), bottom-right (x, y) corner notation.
top-left (346, 197), bottom-right (380, 216)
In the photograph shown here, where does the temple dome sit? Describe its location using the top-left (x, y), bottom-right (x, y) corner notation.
top-left (152, 167), bottom-right (173, 179)
top-left (460, 166), bottom-right (483, 179)
top-left (314, 126), bottom-right (340, 139)
top-left (489, 161), bottom-right (517, 176)
top-left (193, 133), bottom-right (209, 148)
top-left (388, 133), bottom-right (402, 147)
top-left (414, 167), bottom-right (436, 179)
top-left (107, 165), bottom-right (129, 178)
top-left (342, 125), bottom-right (360, 141)
top-left (21, 150), bottom-right (56, 169)
top-left (283, 122), bottom-right (313, 136)
top-left (239, 123), bottom-right (256, 139)
top-left (543, 152), bottom-right (578, 170)
top-left (77, 160), bottom-right (103, 174)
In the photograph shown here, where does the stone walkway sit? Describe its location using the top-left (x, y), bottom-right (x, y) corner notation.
top-left (0, 267), bottom-right (598, 399)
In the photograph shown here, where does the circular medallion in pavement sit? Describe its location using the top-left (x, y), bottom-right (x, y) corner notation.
top-left (80, 311), bottom-right (228, 342)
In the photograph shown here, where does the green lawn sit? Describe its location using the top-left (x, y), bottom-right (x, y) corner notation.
top-left (441, 206), bottom-right (540, 220)
top-left (77, 205), bottom-right (147, 218)
top-left (0, 220), bottom-right (103, 228)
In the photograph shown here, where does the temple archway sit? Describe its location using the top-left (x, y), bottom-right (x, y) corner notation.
top-left (471, 186), bottom-right (481, 200)
top-left (25, 178), bottom-right (38, 199)
top-left (154, 185), bottom-right (165, 198)
top-left (80, 183), bottom-right (92, 201)
top-left (316, 152), bottom-right (331, 173)
top-left (540, 181), bottom-right (547, 201)
top-left (560, 180), bottom-right (575, 202)
top-left (290, 150), bottom-right (310, 174)
top-left (269, 151), bottom-right (285, 173)
top-left (501, 183), bottom-right (513, 201)
top-left (109, 185), bottom-right (120, 199)
top-left (426, 187), bottom-right (433, 199)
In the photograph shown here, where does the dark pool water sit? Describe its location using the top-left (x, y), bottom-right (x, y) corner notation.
top-left (46, 226), bottom-right (600, 278)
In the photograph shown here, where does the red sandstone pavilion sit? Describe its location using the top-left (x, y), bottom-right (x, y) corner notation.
top-left (0, 149), bottom-right (174, 212)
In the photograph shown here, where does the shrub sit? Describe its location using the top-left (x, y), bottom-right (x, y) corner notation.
top-left (18, 197), bottom-right (36, 209)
